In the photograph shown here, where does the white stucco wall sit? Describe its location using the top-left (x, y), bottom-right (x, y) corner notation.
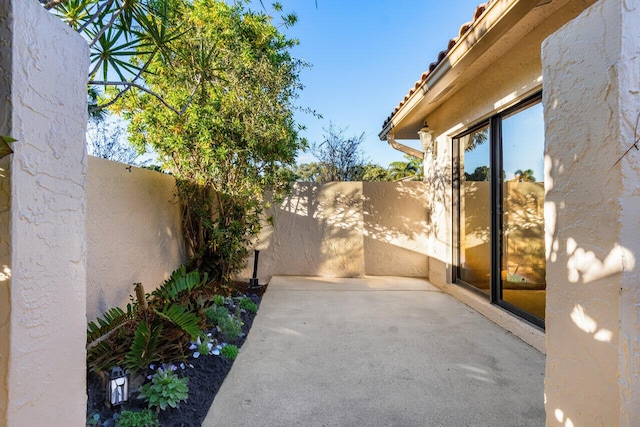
top-left (0, 0), bottom-right (89, 425)
top-left (239, 182), bottom-right (430, 282)
top-left (87, 156), bottom-right (187, 322)
top-left (543, 0), bottom-right (640, 424)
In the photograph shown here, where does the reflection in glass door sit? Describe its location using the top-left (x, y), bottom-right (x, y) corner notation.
top-left (454, 94), bottom-right (545, 327)
top-left (501, 102), bottom-right (546, 321)
top-left (456, 125), bottom-right (491, 294)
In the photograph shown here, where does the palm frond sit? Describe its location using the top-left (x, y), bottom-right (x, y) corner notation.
top-left (124, 321), bottom-right (163, 370)
top-left (153, 303), bottom-right (203, 339)
top-left (86, 304), bottom-right (136, 346)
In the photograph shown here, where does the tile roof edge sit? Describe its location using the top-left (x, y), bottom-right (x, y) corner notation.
top-left (381, 2), bottom-right (491, 133)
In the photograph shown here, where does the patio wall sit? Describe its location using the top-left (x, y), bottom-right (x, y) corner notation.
top-left (0, 0), bottom-right (89, 425)
top-left (542, 0), bottom-right (640, 424)
top-left (86, 156), bottom-right (187, 322)
top-left (239, 182), bottom-right (431, 283)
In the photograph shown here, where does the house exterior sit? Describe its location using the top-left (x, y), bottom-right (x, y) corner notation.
top-left (379, 0), bottom-right (640, 424)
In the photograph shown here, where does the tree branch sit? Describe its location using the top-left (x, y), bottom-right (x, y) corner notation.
top-left (44, 0), bottom-right (69, 10)
top-left (89, 4), bottom-right (125, 48)
top-left (88, 78), bottom-right (200, 115)
top-left (88, 47), bottom-right (159, 112)
top-left (78, 0), bottom-right (116, 33)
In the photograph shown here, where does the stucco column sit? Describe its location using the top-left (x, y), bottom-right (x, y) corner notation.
top-left (542, 0), bottom-right (640, 425)
top-left (0, 1), bottom-right (89, 425)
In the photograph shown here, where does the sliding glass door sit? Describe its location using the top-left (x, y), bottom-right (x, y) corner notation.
top-left (454, 94), bottom-right (545, 327)
top-left (456, 124), bottom-right (491, 294)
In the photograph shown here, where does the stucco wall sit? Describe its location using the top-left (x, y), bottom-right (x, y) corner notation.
top-left (543, 0), bottom-right (640, 425)
top-left (87, 156), bottom-right (187, 322)
top-left (0, 0), bottom-right (89, 425)
top-left (240, 182), bottom-right (430, 282)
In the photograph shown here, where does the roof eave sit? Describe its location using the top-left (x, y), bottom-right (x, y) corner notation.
top-left (380, 0), bottom-right (542, 141)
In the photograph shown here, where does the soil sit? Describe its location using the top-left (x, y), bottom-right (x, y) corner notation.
top-left (86, 282), bottom-right (267, 427)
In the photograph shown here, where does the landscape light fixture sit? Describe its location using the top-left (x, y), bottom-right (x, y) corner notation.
top-left (249, 250), bottom-right (260, 289)
top-left (107, 366), bottom-right (129, 407)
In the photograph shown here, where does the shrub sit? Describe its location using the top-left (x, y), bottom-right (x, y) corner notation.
top-left (139, 367), bottom-right (189, 411)
top-left (220, 344), bottom-right (239, 361)
top-left (205, 305), bottom-right (230, 326)
top-left (239, 297), bottom-right (258, 314)
top-left (219, 316), bottom-right (243, 342)
top-left (212, 294), bottom-right (225, 307)
top-left (86, 265), bottom-right (207, 372)
top-left (116, 409), bottom-right (159, 427)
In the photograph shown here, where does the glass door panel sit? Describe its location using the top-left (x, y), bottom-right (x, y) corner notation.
top-left (457, 125), bottom-right (491, 294)
top-left (501, 102), bottom-right (546, 320)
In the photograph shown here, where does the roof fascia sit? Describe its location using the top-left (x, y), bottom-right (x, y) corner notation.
top-left (379, 0), bottom-right (538, 141)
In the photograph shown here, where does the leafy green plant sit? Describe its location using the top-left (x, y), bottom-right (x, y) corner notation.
top-left (212, 294), bottom-right (225, 307)
top-left (239, 297), bottom-right (258, 314)
top-left (189, 335), bottom-right (221, 358)
top-left (87, 265), bottom-right (208, 372)
top-left (115, 409), bottom-right (159, 427)
top-left (0, 135), bottom-right (16, 160)
top-left (205, 305), bottom-right (230, 326)
top-left (139, 367), bottom-right (189, 411)
top-left (124, 321), bottom-right (163, 371)
top-left (218, 316), bottom-right (243, 342)
top-left (151, 265), bottom-right (209, 304)
top-left (220, 344), bottom-right (238, 361)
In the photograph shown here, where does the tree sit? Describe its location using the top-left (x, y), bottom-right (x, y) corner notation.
top-left (86, 117), bottom-right (152, 166)
top-left (45, 0), bottom-right (303, 117)
top-left (294, 162), bottom-right (323, 182)
top-left (388, 155), bottom-right (423, 181)
top-left (513, 168), bottom-right (536, 182)
top-left (44, 0), bottom-right (185, 115)
top-left (295, 161), bottom-right (389, 182)
top-left (118, 0), bottom-right (305, 282)
top-left (464, 165), bottom-right (491, 181)
top-left (465, 128), bottom-right (488, 152)
top-left (311, 124), bottom-right (367, 182)
top-left (360, 164), bottom-right (390, 182)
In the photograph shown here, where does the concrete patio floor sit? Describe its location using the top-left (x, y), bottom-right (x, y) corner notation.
top-left (203, 276), bottom-right (545, 426)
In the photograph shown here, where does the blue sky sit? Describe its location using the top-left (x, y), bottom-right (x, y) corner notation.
top-left (260, 0), bottom-right (487, 167)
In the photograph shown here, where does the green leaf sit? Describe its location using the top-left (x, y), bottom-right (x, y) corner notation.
top-left (0, 135), bottom-right (16, 160)
top-left (124, 321), bottom-right (162, 370)
top-left (153, 303), bottom-right (202, 339)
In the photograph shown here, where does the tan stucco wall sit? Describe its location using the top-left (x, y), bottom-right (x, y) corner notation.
top-left (0, 1), bottom-right (89, 424)
top-left (543, 0), bottom-right (640, 425)
top-left (87, 156), bottom-right (187, 322)
top-left (362, 182), bottom-right (430, 276)
top-left (239, 182), bottom-right (430, 282)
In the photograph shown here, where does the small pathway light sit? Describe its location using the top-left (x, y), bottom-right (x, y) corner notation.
top-left (107, 366), bottom-right (129, 407)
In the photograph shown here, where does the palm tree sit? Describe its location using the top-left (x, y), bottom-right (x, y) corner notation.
top-left (388, 155), bottom-right (423, 181)
top-left (513, 169), bottom-right (536, 182)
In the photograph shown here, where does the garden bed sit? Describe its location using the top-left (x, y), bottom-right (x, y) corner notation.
top-left (86, 282), bottom-right (267, 427)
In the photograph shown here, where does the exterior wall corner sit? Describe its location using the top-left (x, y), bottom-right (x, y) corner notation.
top-left (542, 0), bottom-right (640, 424)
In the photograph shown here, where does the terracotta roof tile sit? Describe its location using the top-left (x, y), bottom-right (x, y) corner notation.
top-left (382, 2), bottom-right (492, 131)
